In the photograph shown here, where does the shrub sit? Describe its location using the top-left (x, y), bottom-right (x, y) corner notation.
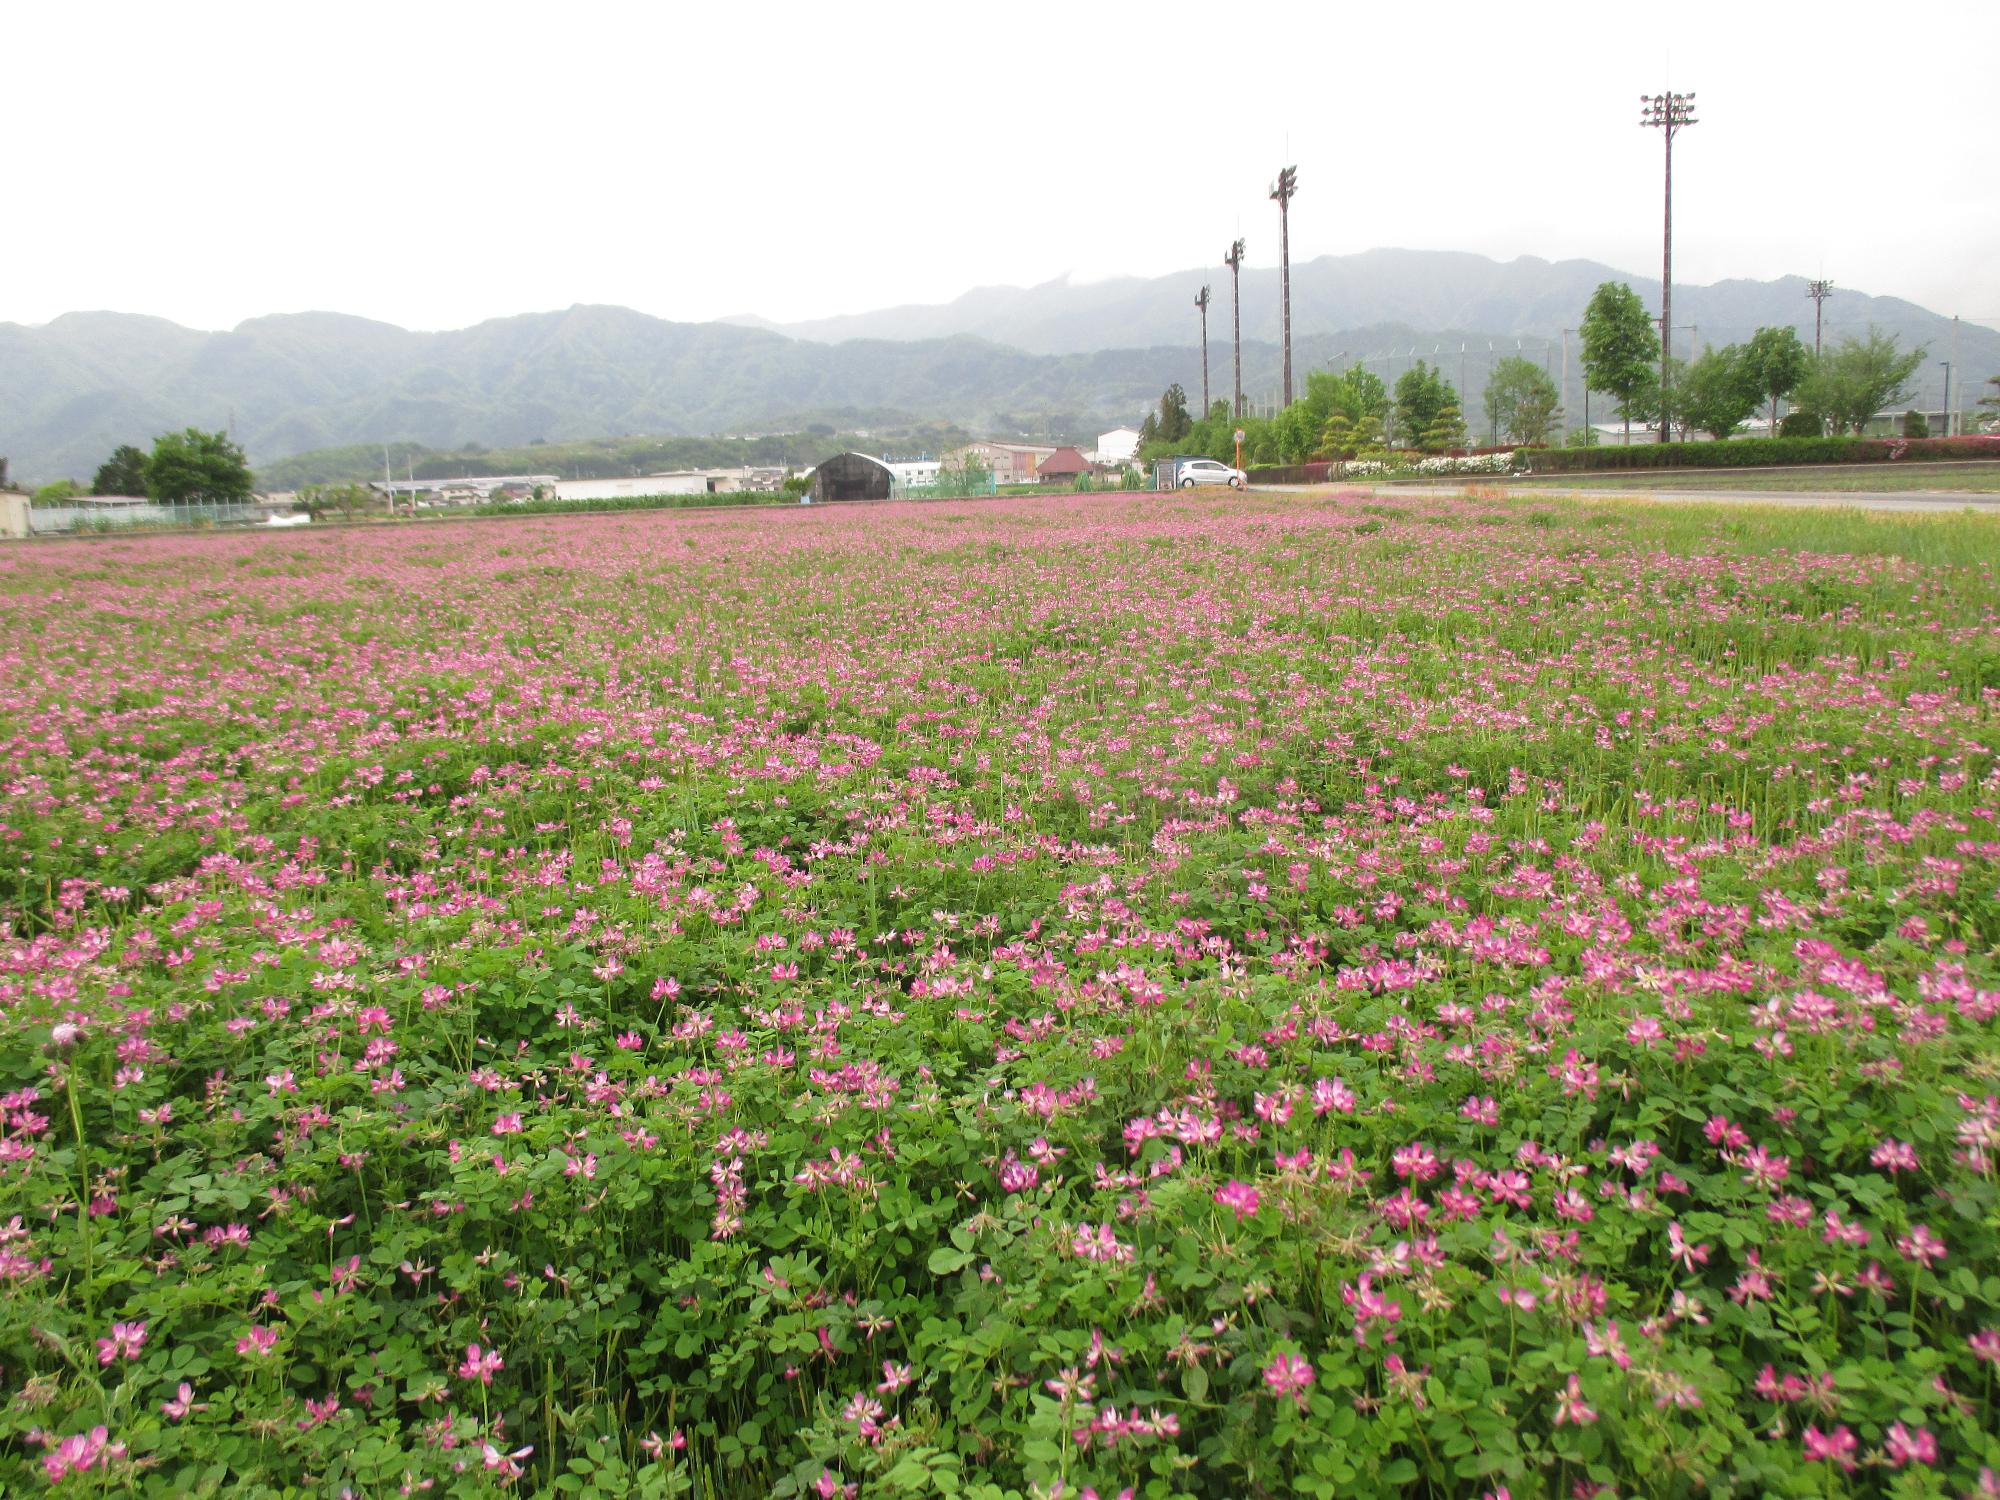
top-left (1517, 434), bottom-right (2000, 473)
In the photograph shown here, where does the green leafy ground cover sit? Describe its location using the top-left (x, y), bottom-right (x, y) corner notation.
top-left (1, 491), bottom-right (1997, 1498)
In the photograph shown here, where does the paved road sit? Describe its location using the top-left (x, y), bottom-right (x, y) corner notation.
top-left (1286, 482), bottom-right (2000, 512)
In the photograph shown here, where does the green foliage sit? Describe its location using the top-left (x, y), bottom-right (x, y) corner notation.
top-left (1317, 412), bottom-right (1387, 461)
top-left (1519, 433), bottom-right (2000, 471)
top-left (924, 454), bottom-right (994, 498)
top-left (1393, 362), bottom-right (1458, 449)
top-left (1155, 384), bottom-right (1193, 445)
top-left (1778, 410), bottom-right (1821, 438)
top-left (1742, 325), bottom-right (1811, 432)
top-left (1579, 281), bottom-right (1658, 439)
top-left (31, 478), bottom-right (82, 507)
top-left (1481, 357), bottom-right (1560, 446)
top-left (1303, 364), bottom-right (1391, 429)
top-left (2, 495), bottom-right (1999, 1496)
top-left (1271, 401), bottom-right (1319, 463)
top-left (1793, 329), bottom-right (1926, 436)
top-left (91, 444), bottom-right (150, 496)
top-left (298, 482), bottom-right (378, 521)
top-left (146, 427), bottom-right (253, 506)
top-left (1677, 345), bottom-right (1764, 441)
top-left (1417, 401), bottom-right (1469, 453)
top-left (1903, 409), bottom-right (1931, 439)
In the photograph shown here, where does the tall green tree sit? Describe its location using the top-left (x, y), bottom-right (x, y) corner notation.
top-left (1976, 375), bottom-right (2000, 431)
top-left (93, 444), bottom-right (151, 496)
top-left (1579, 281), bottom-right (1657, 444)
top-left (1393, 362), bottom-right (1457, 448)
top-left (1156, 384), bottom-right (1193, 444)
top-left (1677, 345), bottom-right (1763, 441)
top-left (1418, 403), bottom-right (1470, 454)
top-left (1793, 331), bottom-right (1926, 436)
top-left (1741, 326), bottom-right (1810, 437)
top-left (1272, 401), bottom-right (1318, 463)
top-left (147, 428), bottom-right (254, 506)
top-left (1302, 364), bottom-right (1390, 430)
top-left (1316, 411), bottom-right (1386, 461)
top-left (1482, 357), bottom-right (1561, 446)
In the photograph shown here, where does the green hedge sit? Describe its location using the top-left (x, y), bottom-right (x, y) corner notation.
top-left (1519, 435), bottom-right (2000, 473)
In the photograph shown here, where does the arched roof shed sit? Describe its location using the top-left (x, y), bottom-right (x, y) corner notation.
top-left (810, 452), bottom-right (894, 504)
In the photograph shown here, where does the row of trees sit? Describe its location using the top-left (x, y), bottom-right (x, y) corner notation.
top-left (1578, 281), bottom-right (1930, 441)
top-left (28, 429), bottom-right (255, 507)
top-left (1140, 360), bottom-right (1484, 468)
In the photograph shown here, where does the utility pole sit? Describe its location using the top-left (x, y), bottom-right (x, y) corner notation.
top-left (1951, 314), bottom-right (1961, 436)
top-left (1194, 285), bottom-right (1212, 416)
top-left (1225, 239), bottom-right (1245, 420)
top-left (1641, 89), bottom-right (1697, 441)
top-left (1561, 328), bottom-right (1572, 439)
top-left (1941, 363), bottom-right (1952, 436)
top-left (1806, 279), bottom-right (1833, 357)
top-left (1269, 166), bottom-right (1298, 408)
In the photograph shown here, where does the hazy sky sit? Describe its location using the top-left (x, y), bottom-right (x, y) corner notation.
top-left (10, 0), bottom-right (1997, 334)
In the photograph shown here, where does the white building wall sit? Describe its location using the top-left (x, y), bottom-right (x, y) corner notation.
top-left (884, 461), bottom-right (941, 488)
top-left (553, 474), bottom-right (708, 502)
top-left (1094, 428), bottom-right (1141, 465)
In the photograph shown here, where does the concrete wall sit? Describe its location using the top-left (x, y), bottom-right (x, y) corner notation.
top-left (0, 492), bottom-right (28, 540)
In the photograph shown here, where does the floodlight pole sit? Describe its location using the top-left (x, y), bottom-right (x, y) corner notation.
top-left (1560, 327), bottom-right (1572, 438)
top-left (1225, 240), bottom-right (1246, 420)
top-left (1806, 279), bottom-right (1833, 357)
top-left (1269, 166), bottom-right (1298, 408)
top-left (1195, 285), bottom-right (1212, 415)
top-left (1641, 91), bottom-right (1696, 441)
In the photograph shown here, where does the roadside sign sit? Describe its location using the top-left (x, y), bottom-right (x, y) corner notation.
top-left (1234, 428), bottom-right (1245, 444)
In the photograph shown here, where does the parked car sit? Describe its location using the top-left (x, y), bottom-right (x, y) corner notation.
top-left (1175, 459), bottom-right (1245, 489)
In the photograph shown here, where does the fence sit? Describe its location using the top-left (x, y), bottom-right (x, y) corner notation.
top-left (28, 502), bottom-right (270, 535)
top-left (893, 472), bottom-right (998, 500)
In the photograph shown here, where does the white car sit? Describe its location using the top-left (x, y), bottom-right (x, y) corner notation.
top-left (1177, 459), bottom-right (1245, 489)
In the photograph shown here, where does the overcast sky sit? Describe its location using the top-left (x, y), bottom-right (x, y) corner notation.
top-left (9, 0), bottom-right (1997, 335)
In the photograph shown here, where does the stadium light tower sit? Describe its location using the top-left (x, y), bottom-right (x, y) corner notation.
top-left (1194, 284), bottom-right (1212, 415)
top-left (1806, 278), bottom-right (1834, 356)
top-left (1225, 239), bottom-right (1246, 420)
top-left (1269, 166), bottom-right (1298, 407)
top-left (1640, 90), bottom-right (1696, 440)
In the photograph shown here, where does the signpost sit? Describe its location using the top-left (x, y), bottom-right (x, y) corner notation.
top-left (1234, 428), bottom-right (1245, 471)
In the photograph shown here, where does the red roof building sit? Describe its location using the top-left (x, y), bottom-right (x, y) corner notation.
top-left (1035, 446), bottom-right (1093, 482)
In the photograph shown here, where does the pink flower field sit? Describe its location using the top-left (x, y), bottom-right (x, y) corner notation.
top-left (1, 490), bottom-right (1998, 1498)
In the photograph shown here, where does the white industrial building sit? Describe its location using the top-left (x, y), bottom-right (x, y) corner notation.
top-left (554, 473), bottom-right (709, 502)
top-left (882, 459), bottom-right (941, 488)
top-left (1092, 427), bottom-right (1142, 465)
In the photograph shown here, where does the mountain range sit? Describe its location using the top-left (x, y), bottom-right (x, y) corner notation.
top-left (743, 249), bottom-right (1991, 364)
top-left (4, 249), bottom-right (1992, 486)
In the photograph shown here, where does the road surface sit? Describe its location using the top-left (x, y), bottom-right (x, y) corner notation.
top-left (1288, 482), bottom-right (2000, 512)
